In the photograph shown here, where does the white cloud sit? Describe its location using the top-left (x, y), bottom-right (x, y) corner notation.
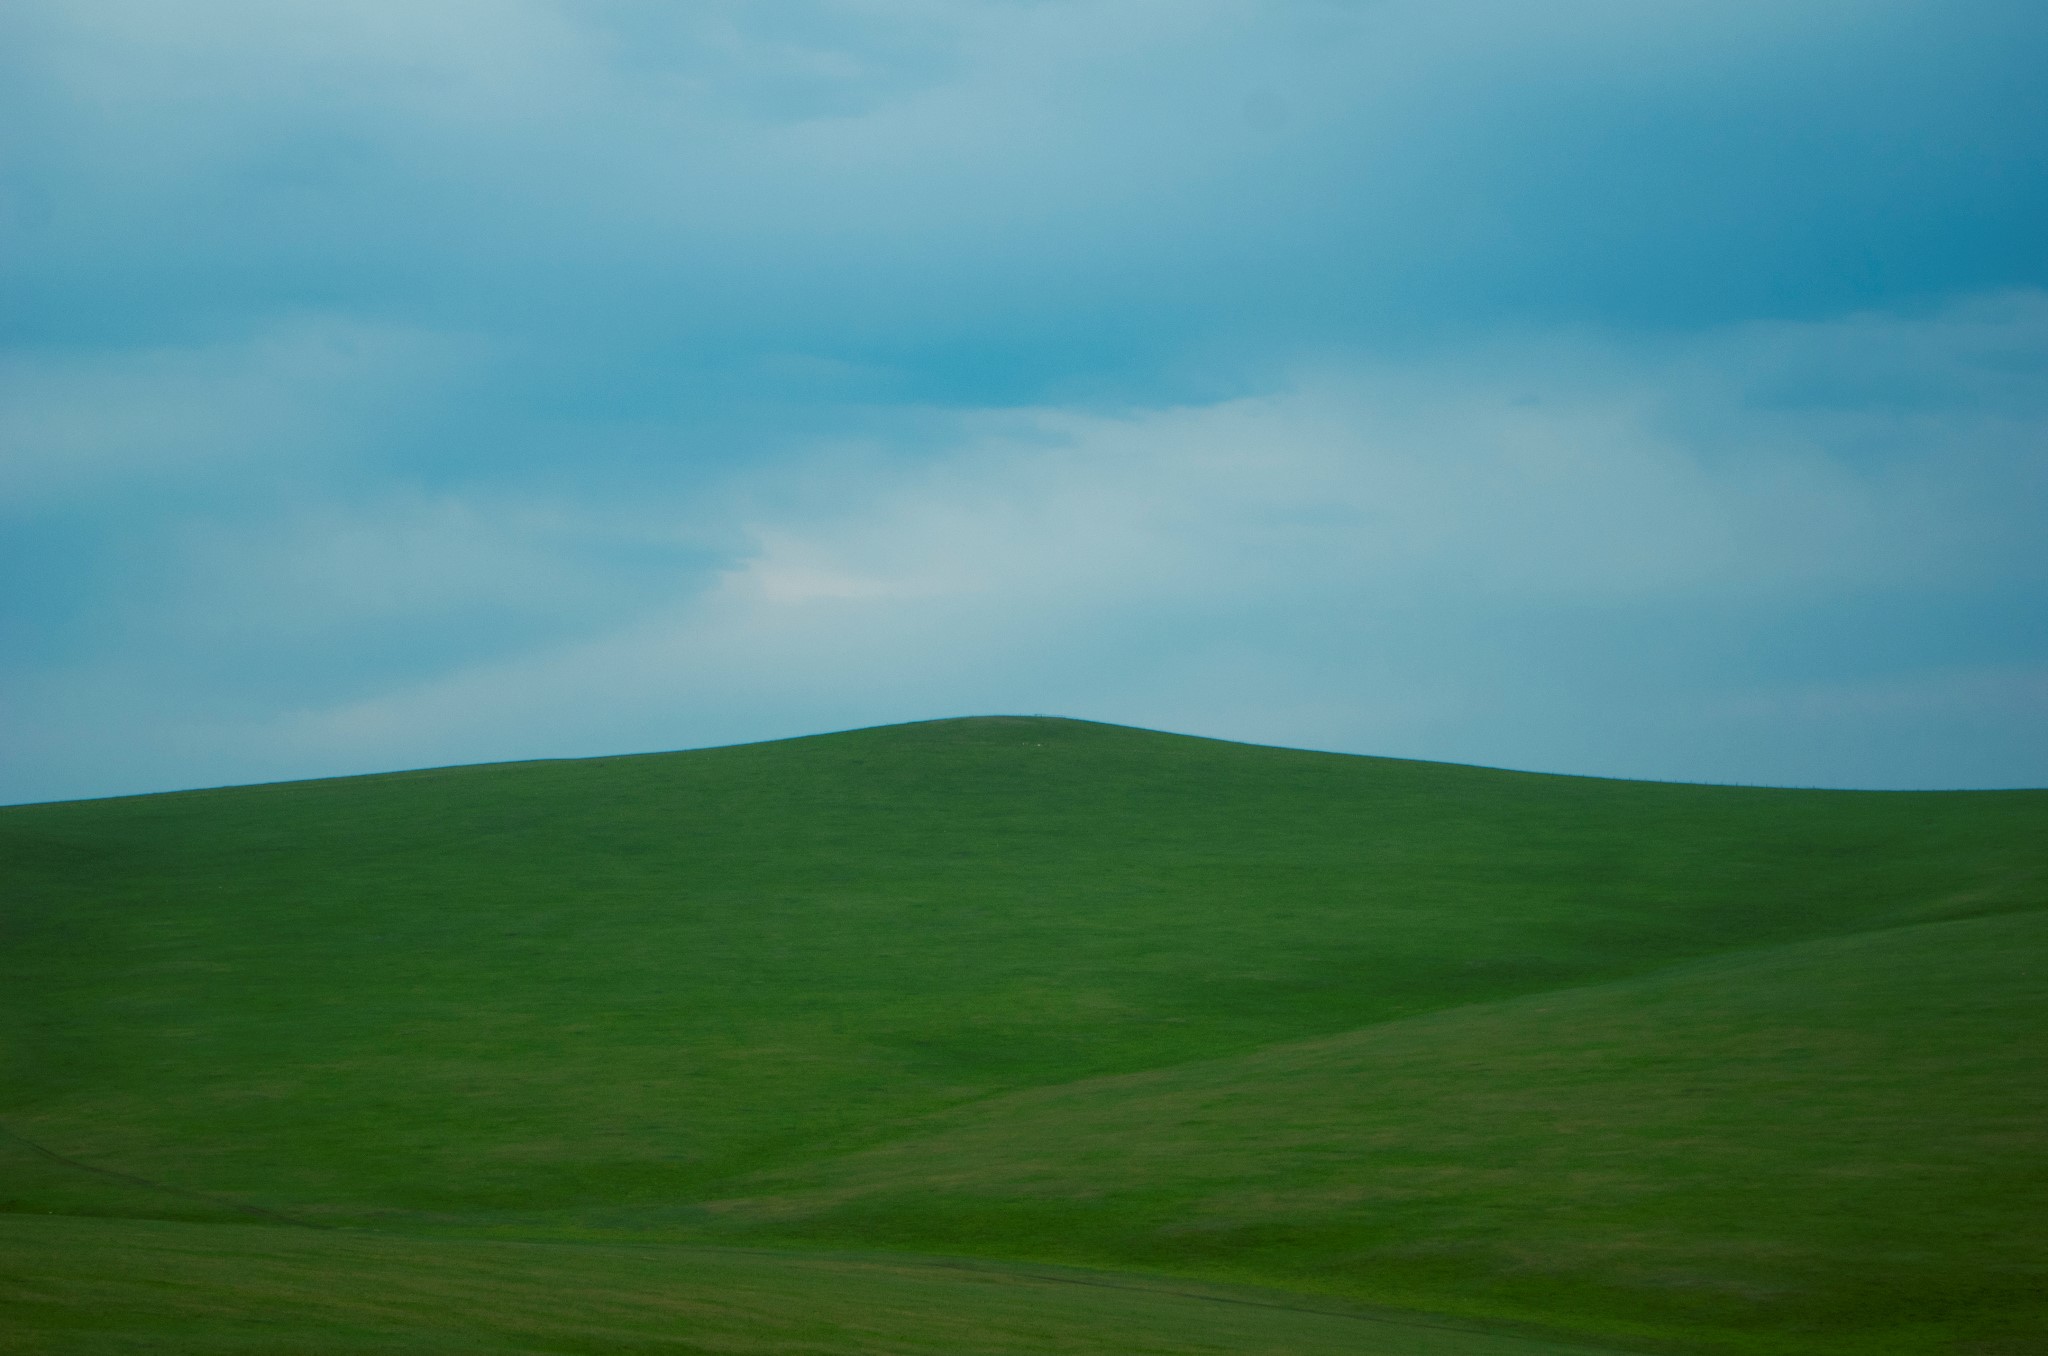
top-left (5, 292), bottom-right (2040, 801)
top-left (201, 292), bottom-right (2046, 790)
top-left (0, 316), bottom-right (474, 507)
top-left (5, 3), bottom-right (2043, 805)
top-left (164, 495), bottom-right (645, 634)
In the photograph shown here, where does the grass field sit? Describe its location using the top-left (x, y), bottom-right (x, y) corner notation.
top-left (0, 1215), bottom-right (1622, 1356)
top-left (2, 716), bottom-right (2043, 1353)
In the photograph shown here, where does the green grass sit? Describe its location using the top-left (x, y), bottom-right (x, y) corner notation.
top-left (707, 911), bottom-right (2048, 1355)
top-left (0, 1215), bottom-right (1618, 1356)
top-left (2, 716), bottom-right (2043, 1353)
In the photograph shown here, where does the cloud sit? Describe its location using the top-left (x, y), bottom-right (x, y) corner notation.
top-left (87, 291), bottom-right (2023, 797)
top-left (0, 316), bottom-right (475, 507)
top-left (9, 0), bottom-right (2044, 379)
top-left (4, 4), bottom-right (2045, 801)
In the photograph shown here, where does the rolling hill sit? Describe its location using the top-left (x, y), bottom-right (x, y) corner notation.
top-left (2, 716), bottom-right (2042, 1354)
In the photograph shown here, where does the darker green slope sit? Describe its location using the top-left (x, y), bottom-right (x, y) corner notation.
top-left (706, 910), bottom-right (2048, 1356)
top-left (1, 716), bottom-right (2041, 1231)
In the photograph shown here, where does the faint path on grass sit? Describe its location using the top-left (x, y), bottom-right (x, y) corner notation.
top-left (0, 1120), bottom-right (330, 1230)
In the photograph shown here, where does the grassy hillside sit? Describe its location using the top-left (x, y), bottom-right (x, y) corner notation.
top-left (708, 911), bottom-right (2048, 1355)
top-left (2, 716), bottom-right (2043, 1354)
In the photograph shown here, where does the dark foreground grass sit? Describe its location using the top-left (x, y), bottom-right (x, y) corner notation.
top-left (0, 1215), bottom-right (1620, 1356)
top-left (2, 717), bottom-right (2043, 1353)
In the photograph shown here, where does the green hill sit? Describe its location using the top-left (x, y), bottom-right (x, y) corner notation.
top-left (2, 716), bottom-right (2043, 1354)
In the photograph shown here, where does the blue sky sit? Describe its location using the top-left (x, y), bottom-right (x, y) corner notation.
top-left (4, 0), bottom-right (2045, 802)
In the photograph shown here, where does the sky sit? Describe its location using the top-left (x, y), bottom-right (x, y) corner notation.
top-left (3, 0), bottom-right (2046, 803)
